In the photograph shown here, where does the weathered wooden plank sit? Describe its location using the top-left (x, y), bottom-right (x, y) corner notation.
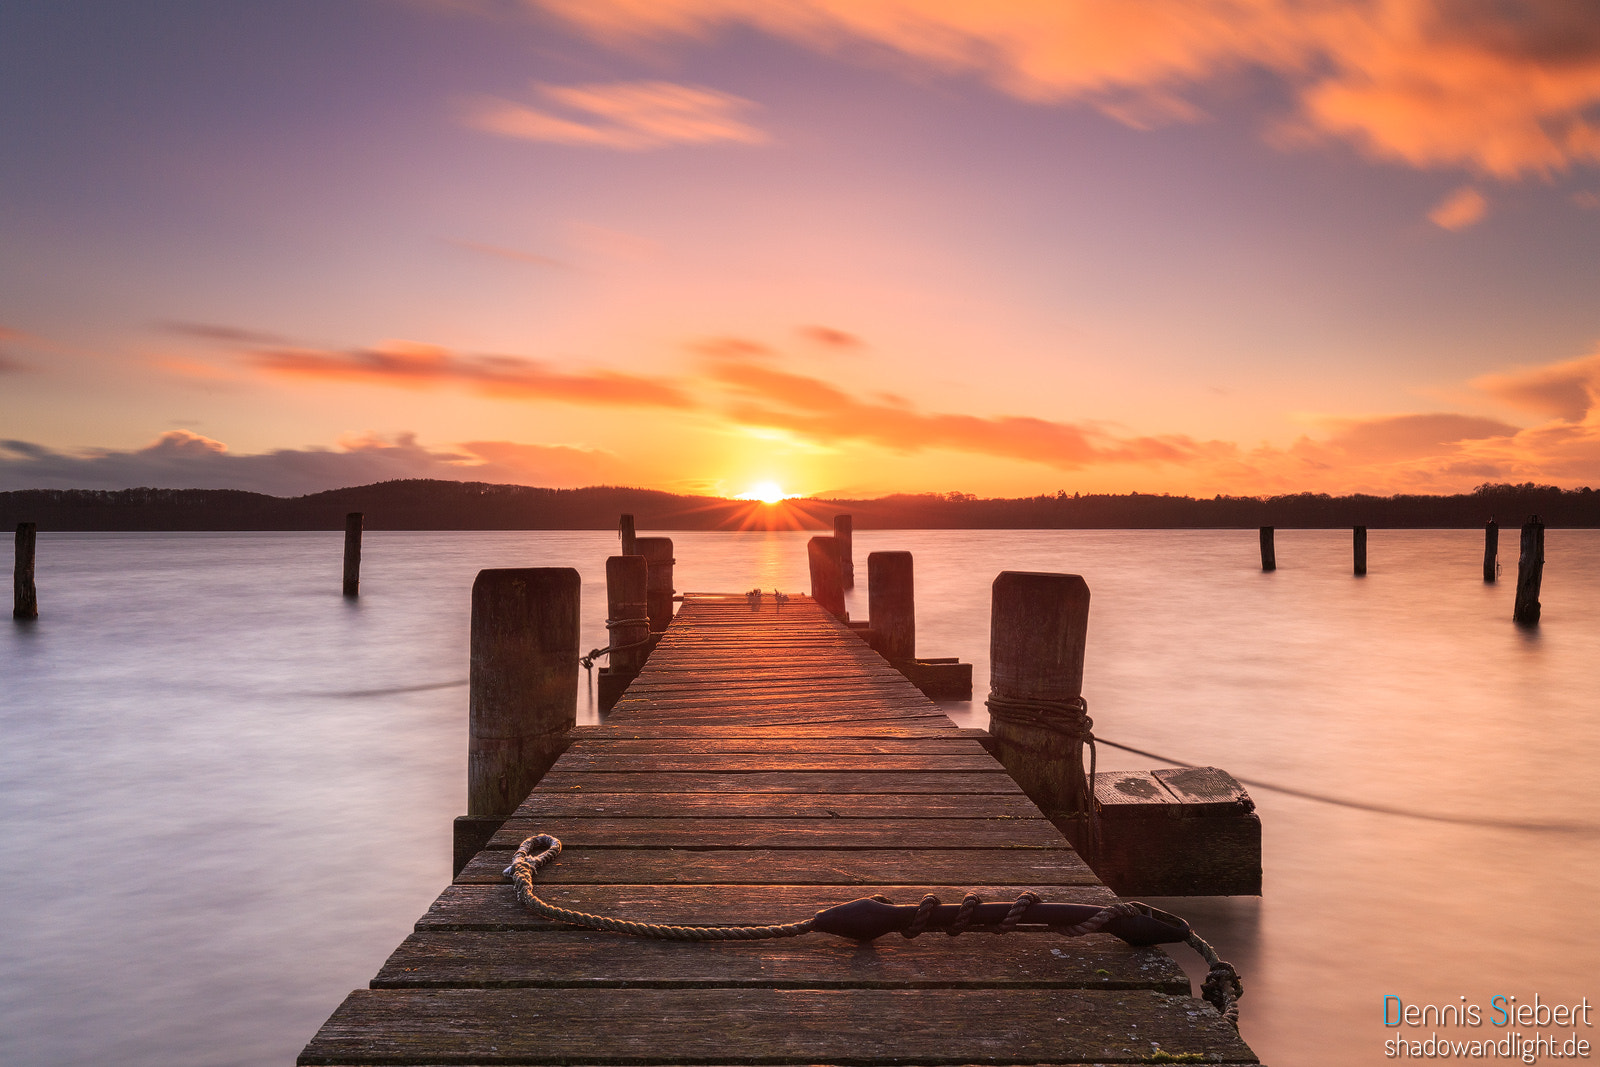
top-left (567, 726), bottom-right (984, 740)
top-left (373, 929), bottom-right (1191, 991)
top-left (485, 816), bottom-right (1062, 851)
top-left (550, 754), bottom-right (1001, 773)
top-left (508, 792), bottom-right (1042, 820)
top-left (415, 884), bottom-right (1124, 931)
top-left (567, 739), bottom-right (984, 755)
top-left (532, 771), bottom-right (1026, 795)
top-left (454, 847), bottom-right (1098, 886)
top-left (298, 988), bottom-right (1257, 1065)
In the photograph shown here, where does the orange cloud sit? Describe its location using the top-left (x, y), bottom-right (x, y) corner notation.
top-left (251, 340), bottom-right (696, 408)
top-left (1428, 185), bottom-right (1488, 229)
top-left (798, 324), bottom-right (865, 349)
top-left (464, 80), bottom-right (768, 149)
top-left (1472, 349), bottom-right (1600, 421)
top-left (530, 0), bottom-right (1600, 178)
top-left (706, 355), bottom-right (1223, 469)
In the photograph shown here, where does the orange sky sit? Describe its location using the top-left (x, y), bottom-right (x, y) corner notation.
top-left (3, 1), bottom-right (1600, 499)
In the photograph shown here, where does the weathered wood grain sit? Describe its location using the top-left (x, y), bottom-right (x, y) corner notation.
top-left (507, 792), bottom-right (1042, 819)
top-left (298, 988), bottom-right (1257, 1064)
top-left (531, 771), bottom-right (1026, 795)
top-left (454, 847), bottom-right (1098, 886)
top-left (485, 816), bottom-right (1063, 851)
top-left (373, 929), bottom-right (1192, 991)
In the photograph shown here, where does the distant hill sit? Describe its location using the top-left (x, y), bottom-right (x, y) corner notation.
top-left (1, 479), bottom-right (1596, 531)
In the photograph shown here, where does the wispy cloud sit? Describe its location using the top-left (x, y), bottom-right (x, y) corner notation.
top-left (251, 340), bottom-right (697, 409)
top-left (1428, 186), bottom-right (1488, 230)
top-left (798, 325), bottom-right (865, 350)
top-left (446, 239), bottom-right (566, 268)
top-left (531, 0), bottom-right (1600, 178)
top-left (464, 80), bottom-right (768, 150)
top-left (0, 431), bottom-right (620, 495)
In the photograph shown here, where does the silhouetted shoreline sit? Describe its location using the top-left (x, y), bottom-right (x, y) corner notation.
top-left (4, 480), bottom-right (1597, 531)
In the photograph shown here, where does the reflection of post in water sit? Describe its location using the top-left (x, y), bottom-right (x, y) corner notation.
top-left (1513, 515), bottom-right (1544, 625)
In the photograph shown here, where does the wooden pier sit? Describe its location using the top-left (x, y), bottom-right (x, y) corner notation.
top-left (300, 593), bottom-right (1258, 1065)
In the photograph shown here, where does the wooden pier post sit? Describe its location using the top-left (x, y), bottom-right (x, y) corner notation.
top-left (618, 514), bottom-right (636, 556)
top-left (834, 513), bottom-right (854, 588)
top-left (14, 522), bottom-right (37, 619)
top-left (599, 555), bottom-right (649, 711)
top-left (1353, 526), bottom-right (1367, 576)
top-left (1484, 519), bottom-right (1499, 583)
top-left (984, 571), bottom-right (1092, 844)
top-left (1513, 516), bottom-right (1544, 625)
top-left (866, 551), bottom-right (914, 662)
top-left (455, 567), bottom-right (579, 875)
top-left (1259, 526), bottom-right (1276, 571)
top-left (807, 536), bottom-right (846, 620)
top-left (342, 512), bottom-right (362, 597)
top-left (635, 536), bottom-right (675, 632)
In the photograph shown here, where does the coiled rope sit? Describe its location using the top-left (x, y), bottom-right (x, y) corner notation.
top-left (984, 693), bottom-right (1100, 850)
top-left (503, 832), bottom-right (1244, 1025)
top-left (579, 616), bottom-right (655, 671)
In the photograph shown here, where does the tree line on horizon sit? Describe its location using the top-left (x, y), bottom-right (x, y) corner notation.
top-left (2, 479), bottom-right (1596, 531)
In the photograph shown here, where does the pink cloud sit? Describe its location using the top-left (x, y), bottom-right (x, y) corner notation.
top-left (464, 80), bottom-right (769, 150)
top-left (1428, 186), bottom-right (1488, 230)
top-left (1472, 349), bottom-right (1600, 421)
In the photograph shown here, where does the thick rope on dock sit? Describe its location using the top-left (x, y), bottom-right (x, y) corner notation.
top-left (503, 832), bottom-right (1244, 1026)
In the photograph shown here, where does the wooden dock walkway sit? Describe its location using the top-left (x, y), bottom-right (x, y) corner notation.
top-left (300, 593), bottom-right (1258, 1065)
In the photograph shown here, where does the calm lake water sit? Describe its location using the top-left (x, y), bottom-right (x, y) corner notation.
top-left (3, 529), bottom-right (1598, 1066)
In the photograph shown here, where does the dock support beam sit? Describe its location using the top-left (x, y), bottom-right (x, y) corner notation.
top-left (834, 514), bottom-right (854, 588)
top-left (14, 522), bottom-right (37, 619)
top-left (342, 512), bottom-right (362, 597)
top-left (600, 555), bottom-right (649, 712)
top-left (984, 571), bottom-right (1092, 845)
top-left (1484, 519), bottom-right (1499, 583)
top-left (1353, 526), bottom-right (1366, 577)
top-left (636, 536), bottom-right (675, 633)
top-left (1513, 516), bottom-right (1544, 625)
top-left (619, 514), bottom-right (636, 556)
top-left (455, 567), bottom-right (579, 876)
top-left (808, 536), bottom-right (846, 619)
top-left (1259, 526), bottom-right (1276, 571)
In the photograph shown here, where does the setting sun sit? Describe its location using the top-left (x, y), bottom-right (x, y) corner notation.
top-left (738, 481), bottom-right (787, 504)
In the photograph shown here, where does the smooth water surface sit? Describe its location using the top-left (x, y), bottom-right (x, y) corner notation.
top-left (3, 529), bottom-right (1597, 1065)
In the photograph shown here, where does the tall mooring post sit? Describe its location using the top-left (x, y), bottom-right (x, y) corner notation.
top-left (1484, 519), bottom-right (1499, 583)
top-left (807, 536), bottom-right (846, 620)
top-left (14, 522), bottom-right (38, 619)
top-left (619, 514), bottom-right (637, 556)
top-left (1259, 527), bottom-right (1276, 572)
top-left (1513, 516), bottom-right (1545, 625)
top-left (834, 513), bottom-right (854, 588)
top-left (1353, 526), bottom-right (1367, 577)
top-left (454, 567), bottom-right (579, 876)
top-left (599, 555), bottom-right (649, 712)
top-left (984, 571), bottom-right (1093, 848)
top-left (635, 536), bottom-right (675, 632)
top-left (342, 512), bottom-right (363, 597)
top-left (866, 550), bottom-right (914, 662)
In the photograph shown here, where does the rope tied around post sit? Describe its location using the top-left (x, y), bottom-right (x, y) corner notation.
top-left (983, 693), bottom-right (1100, 849)
top-left (503, 832), bottom-right (1243, 1027)
top-left (580, 616), bottom-right (655, 671)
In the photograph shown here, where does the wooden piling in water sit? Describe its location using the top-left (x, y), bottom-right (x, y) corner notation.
top-left (866, 551), bottom-right (913, 662)
top-left (834, 513), bottom-right (854, 588)
top-left (1484, 519), bottom-right (1499, 583)
top-left (618, 514), bottom-right (636, 556)
top-left (600, 555), bottom-right (649, 712)
top-left (1353, 526), bottom-right (1366, 576)
top-left (342, 512), bottom-right (362, 597)
top-left (635, 536), bottom-right (675, 632)
top-left (14, 522), bottom-right (37, 619)
top-left (1259, 526), bottom-right (1276, 571)
top-left (807, 536), bottom-right (846, 620)
top-left (984, 571), bottom-right (1092, 844)
top-left (1513, 516), bottom-right (1544, 625)
top-left (454, 567), bottom-right (579, 875)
